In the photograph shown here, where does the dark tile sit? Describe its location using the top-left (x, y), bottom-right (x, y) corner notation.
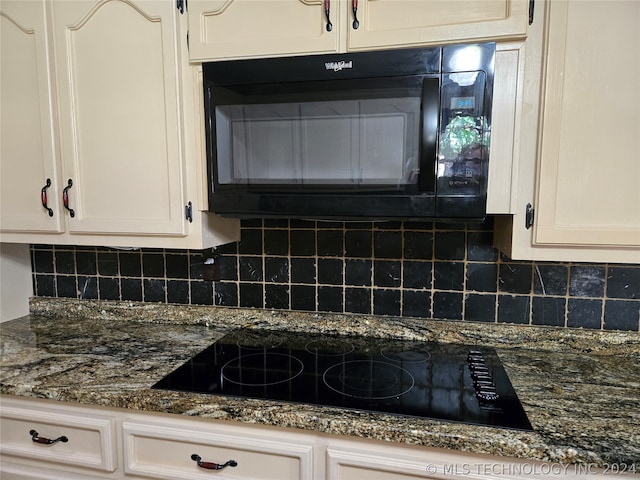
top-left (75, 251), bottom-right (97, 275)
top-left (216, 241), bottom-right (238, 255)
top-left (433, 262), bottom-right (464, 291)
top-left (373, 231), bottom-right (402, 259)
top-left (345, 259), bottom-right (372, 286)
top-left (142, 253), bottom-right (164, 278)
top-left (317, 230), bottom-right (344, 257)
top-left (265, 257), bottom-right (289, 283)
top-left (374, 221), bottom-right (402, 230)
top-left (97, 252), bottom-right (118, 276)
top-left (345, 230), bottom-right (372, 258)
top-left (497, 295), bottom-right (531, 324)
top-left (374, 261), bottom-right (401, 288)
top-left (318, 286), bottom-right (342, 312)
top-left (239, 283), bottom-right (263, 308)
top-left (534, 264), bottom-right (568, 296)
top-left (345, 221), bottom-right (374, 230)
top-left (604, 300), bottom-right (639, 331)
top-left (55, 250), bottom-right (76, 274)
top-left (264, 229), bottom-right (289, 256)
top-left (119, 252), bottom-right (141, 277)
top-left (167, 280), bottom-right (189, 304)
top-left (402, 290), bottom-right (431, 318)
top-left (374, 289), bottom-right (401, 316)
top-left (435, 222), bottom-right (465, 230)
top-left (218, 256), bottom-right (238, 281)
top-left (291, 285), bottom-right (316, 311)
top-left (143, 279), bottom-right (166, 302)
top-left (77, 276), bottom-right (98, 299)
top-left (265, 284), bottom-right (289, 309)
top-left (532, 297), bottom-right (566, 327)
top-left (263, 219), bottom-right (288, 229)
top-left (189, 253), bottom-right (205, 280)
top-left (345, 288), bottom-right (371, 314)
top-left (35, 274), bottom-right (55, 296)
top-left (121, 278), bottom-right (143, 302)
top-left (434, 231), bottom-right (465, 260)
top-left (99, 277), bottom-right (120, 301)
top-left (403, 231), bottom-right (433, 260)
top-left (402, 221), bottom-right (433, 231)
top-left (433, 291), bottom-right (463, 320)
top-left (290, 219), bottom-right (316, 229)
top-left (291, 258), bottom-right (316, 284)
top-left (567, 298), bottom-right (603, 329)
top-left (403, 261), bottom-right (431, 289)
top-left (56, 275), bottom-right (77, 298)
top-left (165, 254), bottom-right (189, 279)
top-left (466, 263), bottom-right (497, 292)
top-left (239, 257), bottom-right (263, 282)
top-left (239, 229), bottom-right (263, 255)
top-left (465, 294), bottom-right (496, 322)
top-left (33, 249), bottom-right (54, 273)
top-left (241, 218), bottom-right (262, 228)
top-left (467, 231), bottom-right (498, 262)
top-left (467, 217), bottom-right (494, 231)
top-left (607, 267), bottom-right (640, 299)
top-left (191, 281), bottom-right (214, 305)
top-left (318, 258), bottom-right (343, 285)
top-left (499, 263), bottom-right (533, 294)
top-left (316, 221), bottom-right (343, 229)
top-left (214, 282), bottom-right (237, 306)
top-left (290, 230), bottom-right (316, 256)
top-left (569, 265), bottom-right (605, 297)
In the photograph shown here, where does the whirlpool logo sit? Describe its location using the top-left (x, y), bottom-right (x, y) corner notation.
top-left (325, 60), bottom-right (353, 71)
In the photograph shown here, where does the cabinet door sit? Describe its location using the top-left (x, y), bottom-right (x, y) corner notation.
top-left (51, 0), bottom-right (187, 236)
top-left (347, 0), bottom-right (529, 51)
top-left (534, 0), bottom-right (640, 248)
top-left (188, 0), bottom-right (340, 61)
top-left (0, 0), bottom-right (63, 233)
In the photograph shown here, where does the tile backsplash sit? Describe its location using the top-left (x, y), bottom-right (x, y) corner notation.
top-left (30, 218), bottom-right (640, 331)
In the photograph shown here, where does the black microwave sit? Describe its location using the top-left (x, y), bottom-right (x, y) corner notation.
top-left (203, 43), bottom-right (495, 220)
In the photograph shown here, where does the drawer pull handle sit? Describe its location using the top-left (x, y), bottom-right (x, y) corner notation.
top-left (41, 178), bottom-right (54, 217)
top-left (29, 430), bottom-right (68, 445)
top-left (62, 178), bottom-right (75, 218)
top-left (191, 454), bottom-right (237, 471)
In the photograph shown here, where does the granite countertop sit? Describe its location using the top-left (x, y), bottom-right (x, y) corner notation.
top-left (1, 298), bottom-right (639, 469)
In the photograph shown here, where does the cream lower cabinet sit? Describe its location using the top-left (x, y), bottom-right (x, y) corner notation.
top-left (0, 0), bottom-right (238, 249)
top-left (0, 396), bottom-right (616, 480)
top-left (187, 0), bottom-right (530, 62)
top-left (494, 0), bottom-right (640, 263)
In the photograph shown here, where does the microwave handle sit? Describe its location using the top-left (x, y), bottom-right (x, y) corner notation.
top-left (419, 78), bottom-right (440, 192)
top-left (324, 0), bottom-right (333, 31)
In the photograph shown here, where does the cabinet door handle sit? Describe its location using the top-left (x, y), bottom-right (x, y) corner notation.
top-left (324, 0), bottom-right (332, 31)
top-left (41, 179), bottom-right (54, 217)
top-left (352, 0), bottom-right (359, 29)
top-left (62, 179), bottom-right (75, 218)
top-left (191, 454), bottom-right (237, 471)
top-left (29, 429), bottom-right (68, 445)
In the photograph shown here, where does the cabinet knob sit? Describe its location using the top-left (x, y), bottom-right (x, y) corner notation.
top-left (62, 178), bottom-right (75, 218)
top-left (191, 454), bottom-right (237, 471)
top-left (29, 429), bottom-right (68, 445)
top-left (324, 0), bottom-right (333, 31)
top-left (41, 179), bottom-right (54, 217)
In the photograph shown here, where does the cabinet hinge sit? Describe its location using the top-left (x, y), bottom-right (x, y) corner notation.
top-left (525, 203), bottom-right (535, 229)
top-left (185, 201), bottom-right (193, 223)
top-left (176, 0), bottom-right (186, 14)
top-left (529, 0), bottom-right (535, 25)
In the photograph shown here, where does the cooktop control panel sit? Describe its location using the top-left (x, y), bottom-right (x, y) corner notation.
top-left (153, 329), bottom-right (532, 430)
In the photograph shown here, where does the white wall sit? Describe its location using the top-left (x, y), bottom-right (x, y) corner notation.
top-left (0, 243), bottom-right (32, 321)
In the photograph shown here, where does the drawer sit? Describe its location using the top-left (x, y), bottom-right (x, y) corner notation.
top-left (0, 401), bottom-right (117, 473)
top-left (123, 418), bottom-right (314, 480)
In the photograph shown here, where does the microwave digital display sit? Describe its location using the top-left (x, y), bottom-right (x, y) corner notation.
top-left (451, 96), bottom-right (476, 110)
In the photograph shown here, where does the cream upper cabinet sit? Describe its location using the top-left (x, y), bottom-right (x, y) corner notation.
top-left (494, 0), bottom-right (640, 263)
top-left (187, 0), bottom-right (530, 62)
top-left (0, 0), bottom-right (63, 234)
top-left (50, 0), bottom-right (185, 237)
top-left (347, 0), bottom-right (529, 51)
top-left (0, 0), bottom-right (239, 249)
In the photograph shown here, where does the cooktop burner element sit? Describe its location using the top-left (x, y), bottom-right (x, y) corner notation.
top-left (152, 329), bottom-right (532, 430)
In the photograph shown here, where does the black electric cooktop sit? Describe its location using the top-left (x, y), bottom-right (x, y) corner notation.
top-left (153, 329), bottom-right (532, 430)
